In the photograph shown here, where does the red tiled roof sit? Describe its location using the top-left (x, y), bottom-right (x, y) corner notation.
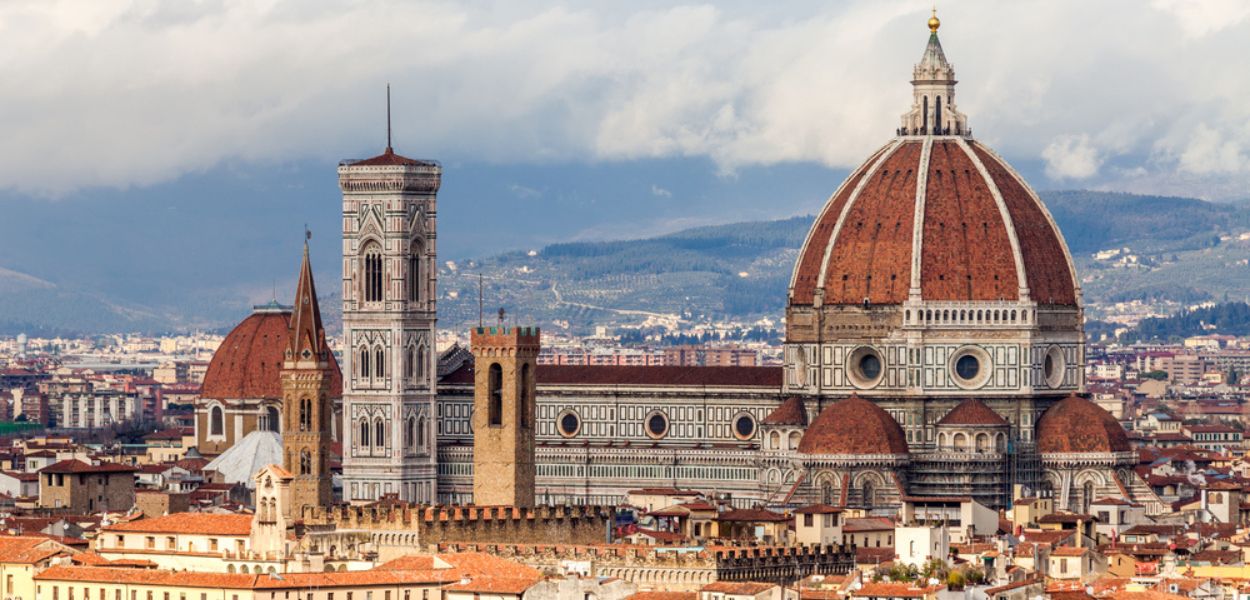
top-left (853, 582), bottom-right (942, 598)
top-left (40, 460), bottom-right (137, 474)
top-left (790, 139), bottom-right (1076, 306)
top-left (441, 577), bottom-right (536, 594)
top-left (0, 535), bottom-right (65, 563)
top-left (701, 581), bottom-right (777, 594)
top-left (103, 513), bottom-right (252, 536)
top-left (937, 398), bottom-right (1007, 426)
top-left (1037, 395), bottom-right (1131, 454)
top-left (762, 396), bottom-right (808, 426)
top-left (799, 396), bottom-right (908, 456)
top-left (201, 310), bottom-right (342, 400)
top-left (794, 503), bottom-right (843, 514)
top-left (717, 508), bottom-right (789, 522)
top-left (348, 148), bottom-right (437, 167)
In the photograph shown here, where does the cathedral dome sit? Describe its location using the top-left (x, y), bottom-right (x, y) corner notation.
top-left (937, 398), bottom-right (1008, 427)
top-left (798, 396), bottom-right (909, 456)
top-left (201, 305), bottom-right (343, 400)
top-left (788, 138), bottom-right (1078, 307)
top-left (1036, 395), bottom-right (1130, 455)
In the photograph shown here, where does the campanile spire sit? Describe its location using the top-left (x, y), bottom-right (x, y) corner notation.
top-left (899, 9), bottom-right (969, 137)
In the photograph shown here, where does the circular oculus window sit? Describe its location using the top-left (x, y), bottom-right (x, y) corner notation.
top-left (557, 410), bottom-right (581, 438)
top-left (847, 346), bottom-right (886, 389)
top-left (1043, 346), bottom-right (1066, 388)
top-left (646, 412), bottom-right (669, 439)
top-left (733, 414), bottom-right (756, 440)
top-left (950, 346), bottom-right (992, 389)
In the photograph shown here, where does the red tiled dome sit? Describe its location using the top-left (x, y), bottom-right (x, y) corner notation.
top-left (1036, 395), bottom-right (1130, 454)
top-left (201, 310), bottom-right (343, 400)
top-left (789, 138), bottom-right (1077, 307)
top-left (798, 396), bottom-right (908, 456)
top-left (937, 398), bottom-right (1008, 427)
top-left (762, 396), bottom-right (808, 426)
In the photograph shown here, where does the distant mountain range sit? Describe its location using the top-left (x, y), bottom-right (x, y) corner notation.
top-left (2, 189), bottom-right (1249, 336)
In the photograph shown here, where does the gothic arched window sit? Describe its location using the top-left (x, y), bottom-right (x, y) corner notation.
top-left (359, 419), bottom-right (370, 448)
top-left (488, 363), bottom-right (503, 426)
top-left (375, 418), bottom-right (386, 448)
top-left (209, 405), bottom-right (224, 436)
top-left (362, 242), bottom-right (384, 303)
top-left (935, 95), bottom-right (943, 133)
top-left (416, 345), bottom-right (427, 381)
top-left (922, 95), bottom-right (929, 132)
top-left (417, 416), bottom-right (426, 449)
top-left (359, 348), bottom-right (370, 379)
top-left (405, 416), bottom-right (415, 449)
top-left (299, 398), bottom-right (309, 432)
top-left (404, 346), bottom-right (414, 379)
top-left (299, 450), bottom-right (311, 475)
top-left (407, 241), bottom-right (422, 302)
top-left (375, 348), bottom-right (385, 379)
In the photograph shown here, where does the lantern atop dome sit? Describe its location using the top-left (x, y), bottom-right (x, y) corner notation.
top-left (899, 9), bottom-right (969, 137)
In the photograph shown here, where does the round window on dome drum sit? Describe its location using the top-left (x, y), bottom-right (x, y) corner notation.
top-left (955, 354), bottom-right (980, 381)
top-left (859, 354), bottom-right (882, 380)
top-left (733, 414), bottom-right (756, 440)
top-left (847, 346), bottom-right (885, 389)
top-left (557, 410), bottom-right (581, 438)
top-left (646, 412), bottom-right (669, 439)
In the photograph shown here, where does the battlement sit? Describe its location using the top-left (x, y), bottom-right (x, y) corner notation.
top-left (471, 326), bottom-right (541, 351)
top-left (301, 503), bottom-right (612, 526)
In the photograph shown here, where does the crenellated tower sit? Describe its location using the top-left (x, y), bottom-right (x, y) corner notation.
top-left (470, 326), bottom-right (540, 507)
top-left (281, 241), bottom-right (335, 512)
top-left (339, 102), bottom-right (442, 503)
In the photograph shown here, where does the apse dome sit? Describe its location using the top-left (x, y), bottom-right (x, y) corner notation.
top-left (201, 302), bottom-right (343, 401)
top-left (798, 396), bottom-right (909, 457)
top-left (1036, 395), bottom-right (1131, 455)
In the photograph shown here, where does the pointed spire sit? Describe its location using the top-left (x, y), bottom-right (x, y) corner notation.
top-left (288, 234), bottom-right (327, 362)
top-left (385, 83), bottom-right (393, 154)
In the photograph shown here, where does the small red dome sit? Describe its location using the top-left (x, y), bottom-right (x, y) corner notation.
top-left (762, 396), bottom-right (808, 426)
top-left (790, 139), bottom-right (1077, 307)
top-left (1036, 395), bottom-right (1129, 454)
top-left (202, 310), bottom-right (343, 400)
top-left (937, 398), bottom-right (1008, 427)
top-left (798, 396), bottom-right (909, 456)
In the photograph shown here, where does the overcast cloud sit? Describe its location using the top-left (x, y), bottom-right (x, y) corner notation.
top-left (2, 0), bottom-right (1249, 198)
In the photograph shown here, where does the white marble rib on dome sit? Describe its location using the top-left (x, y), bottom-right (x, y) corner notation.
top-left (204, 430), bottom-right (282, 489)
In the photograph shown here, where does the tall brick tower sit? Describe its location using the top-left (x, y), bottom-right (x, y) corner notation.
top-left (281, 241), bottom-right (334, 514)
top-left (339, 103), bottom-right (441, 503)
top-left (471, 326), bottom-right (539, 507)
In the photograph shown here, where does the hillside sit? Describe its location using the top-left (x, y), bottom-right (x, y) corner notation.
top-left (4, 189), bottom-right (1250, 335)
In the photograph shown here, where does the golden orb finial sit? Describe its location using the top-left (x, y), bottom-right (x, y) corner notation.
top-left (928, 7), bottom-right (940, 33)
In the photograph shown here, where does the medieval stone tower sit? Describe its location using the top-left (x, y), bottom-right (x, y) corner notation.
top-left (281, 242), bottom-right (335, 512)
top-left (339, 131), bottom-right (442, 504)
top-left (471, 326), bottom-right (540, 507)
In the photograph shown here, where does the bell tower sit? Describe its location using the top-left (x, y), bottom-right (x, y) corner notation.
top-left (470, 326), bottom-right (539, 507)
top-left (339, 90), bottom-right (442, 503)
top-left (281, 240), bottom-right (334, 512)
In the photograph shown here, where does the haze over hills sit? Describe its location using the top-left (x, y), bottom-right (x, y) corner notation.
top-left (2, 188), bottom-right (1249, 336)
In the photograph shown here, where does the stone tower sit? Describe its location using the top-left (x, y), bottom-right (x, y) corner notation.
top-left (470, 326), bottom-right (539, 507)
top-left (281, 242), bottom-right (335, 512)
top-left (339, 132), bottom-right (442, 503)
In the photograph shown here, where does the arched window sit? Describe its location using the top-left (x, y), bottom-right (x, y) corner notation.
top-left (407, 250), bottom-right (421, 302)
top-left (975, 432), bottom-right (990, 452)
top-left (298, 398), bottom-right (309, 432)
top-left (769, 431), bottom-right (781, 450)
top-left (519, 363), bottom-right (532, 429)
top-left (935, 95), bottom-right (943, 133)
top-left (359, 419), bottom-right (370, 448)
top-left (359, 348), bottom-right (370, 379)
top-left (405, 416), bottom-right (415, 449)
top-left (417, 417), bottom-right (426, 449)
top-left (375, 418), bottom-right (386, 448)
top-left (922, 95), bottom-right (929, 132)
top-left (404, 346), bottom-right (414, 379)
top-left (299, 450), bottom-right (311, 475)
top-left (416, 345), bottom-right (427, 381)
top-left (488, 363), bottom-right (503, 426)
top-left (375, 348), bottom-right (385, 379)
top-left (953, 432), bottom-right (967, 451)
top-left (861, 479), bottom-right (876, 506)
top-left (210, 405), bottom-right (224, 436)
top-left (788, 431), bottom-right (801, 450)
top-left (363, 243), bottom-right (384, 303)
top-left (264, 406), bottom-right (280, 433)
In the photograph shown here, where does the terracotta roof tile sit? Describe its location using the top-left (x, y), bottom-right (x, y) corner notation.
top-left (936, 399), bottom-right (1007, 426)
top-left (202, 311), bottom-right (342, 400)
top-left (762, 396), bottom-right (809, 426)
top-left (1037, 395), bottom-right (1131, 454)
top-left (798, 396), bottom-right (909, 456)
top-left (103, 513), bottom-right (253, 536)
top-left (40, 460), bottom-right (137, 474)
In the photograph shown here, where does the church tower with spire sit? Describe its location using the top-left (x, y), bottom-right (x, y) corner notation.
top-left (280, 240), bottom-right (335, 514)
top-left (339, 90), bottom-right (442, 503)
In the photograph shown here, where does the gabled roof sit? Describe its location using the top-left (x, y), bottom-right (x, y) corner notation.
top-left (762, 396), bottom-right (808, 426)
top-left (937, 398), bottom-right (1007, 427)
top-left (40, 460), bottom-right (137, 475)
top-left (103, 513), bottom-right (253, 536)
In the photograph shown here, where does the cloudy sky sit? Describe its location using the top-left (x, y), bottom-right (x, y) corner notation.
top-left (3, 0), bottom-right (1249, 199)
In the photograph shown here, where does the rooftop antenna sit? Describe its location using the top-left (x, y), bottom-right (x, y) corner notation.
top-left (386, 83), bottom-right (393, 152)
top-left (478, 274), bottom-right (484, 327)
